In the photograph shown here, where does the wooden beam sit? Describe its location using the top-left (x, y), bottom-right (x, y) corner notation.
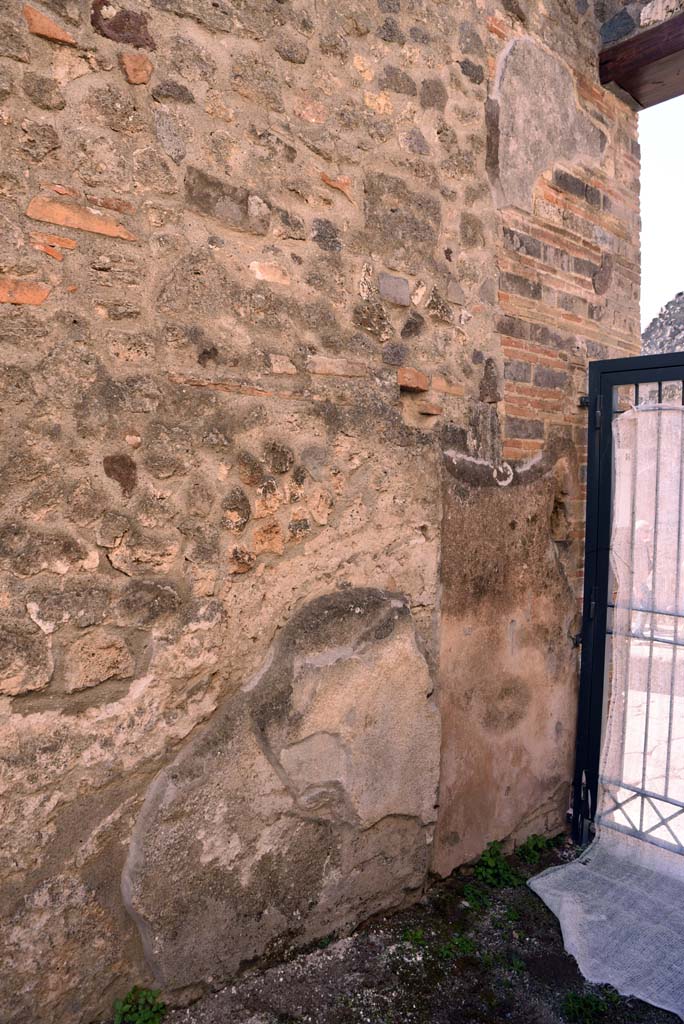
top-left (600, 11), bottom-right (684, 108)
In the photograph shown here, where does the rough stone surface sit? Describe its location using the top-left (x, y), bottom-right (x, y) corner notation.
top-left (91, 0), bottom-right (156, 49)
top-left (0, 0), bottom-right (641, 1018)
top-left (123, 590), bottom-right (439, 986)
top-left (378, 271), bottom-right (411, 307)
top-left (63, 630), bottom-right (134, 693)
top-left (489, 38), bottom-right (604, 212)
top-left (641, 0), bottom-right (684, 26)
top-left (434, 456), bottom-right (579, 872)
top-left (642, 292), bottom-right (684, 355)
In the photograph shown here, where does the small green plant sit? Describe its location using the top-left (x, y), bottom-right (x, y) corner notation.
top-left (113, 986), bottom-right (167, 1024)
top-left (561, 991), bottom-right (610, 1023)
top-left (505, 906), bottom-right (521, 923)
top-left (401, 926), bottom-right (427, 947)
top-left (437, 932), bottom-right (477, 959)
top-left (474, 841), bottom-right (523, 888)
top-left (462, 882), bottom-right (490, 911)
top-left (516, 833), bottom-right (552, 865)
top-left (508, 955), bottom-right (526, 974)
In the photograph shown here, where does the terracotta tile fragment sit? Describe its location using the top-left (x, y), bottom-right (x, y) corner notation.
top-left (30, 230), bottom-right (77, 250)
top-left (119, 52), bottom-right (153, 85)
top-left (23, 5), bottom-right (76, 46)
top-left (32, 242), bottom-right (64, 260)
top-left (320, 172), bottom-right (355, 204)
top-left (0, 275), bottom-right (51, 305)
top-left (26, 195), bottom-right (136, 241)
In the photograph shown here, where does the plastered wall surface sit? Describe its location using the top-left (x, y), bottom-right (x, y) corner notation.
top-left (0, 0), bottom-right (640, 1019)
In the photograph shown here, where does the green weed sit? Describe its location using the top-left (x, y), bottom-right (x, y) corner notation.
top-left (437, 933), bottom-right (477, 959)
top-left (113, 986), bottom-right (166, 1024)
top-left (508, 956), bottom-right (526, 974)
top-left (401, 926), bottom-right (427, 947)
top-left (516, 832), bottom-right (563, 866)
top-left (516, 834), bottom-right (553, 865)
top-left (561, 989), bottom-right (620, 1023)
top-left (474, 841), bottom-right (523, 888)
top-left (462, 883), bottom-right (491, 911)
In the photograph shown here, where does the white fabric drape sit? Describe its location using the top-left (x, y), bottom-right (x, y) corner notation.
top-left (531, 405), bottom-right (684, 1019)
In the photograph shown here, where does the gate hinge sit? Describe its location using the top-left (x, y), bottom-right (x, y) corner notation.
top-left (578, 394), bottom-right (590, 408)
top-left (572, 632), bottom-right (583, 648)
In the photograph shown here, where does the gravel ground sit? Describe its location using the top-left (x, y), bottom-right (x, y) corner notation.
top-left (163, 837), bottom-right (678, 1024)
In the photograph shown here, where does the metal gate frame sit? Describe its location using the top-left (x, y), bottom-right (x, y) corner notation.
top-left (572, 350), bottom-right (684, 845)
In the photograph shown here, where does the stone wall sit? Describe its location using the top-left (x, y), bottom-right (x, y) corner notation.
top-left (0, 1), bottom-right (640, 1020)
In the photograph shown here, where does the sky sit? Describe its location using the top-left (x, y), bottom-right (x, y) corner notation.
top-left (639, 93), bottom-right (684, 332)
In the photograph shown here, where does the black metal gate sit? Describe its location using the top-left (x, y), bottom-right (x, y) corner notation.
top-left (572, 350), bottom-right (684, 846)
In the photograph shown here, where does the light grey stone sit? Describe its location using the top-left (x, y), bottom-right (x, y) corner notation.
top-left (446, 278), bottom-right (466, 305)
top-left (378, 271), bottom-right (411, 306)
top-left (489, 38), bottom-right (603, 212)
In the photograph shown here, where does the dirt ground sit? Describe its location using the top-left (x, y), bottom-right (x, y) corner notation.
top-left (165, 836), bottom-right (678, 1024)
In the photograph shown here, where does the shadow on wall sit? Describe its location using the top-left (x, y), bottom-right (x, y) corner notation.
top-left (433, 447), bottom-right (579, 875)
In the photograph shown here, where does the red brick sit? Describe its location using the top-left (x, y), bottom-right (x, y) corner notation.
top-left (397, 367), bottom-right (430, 392)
